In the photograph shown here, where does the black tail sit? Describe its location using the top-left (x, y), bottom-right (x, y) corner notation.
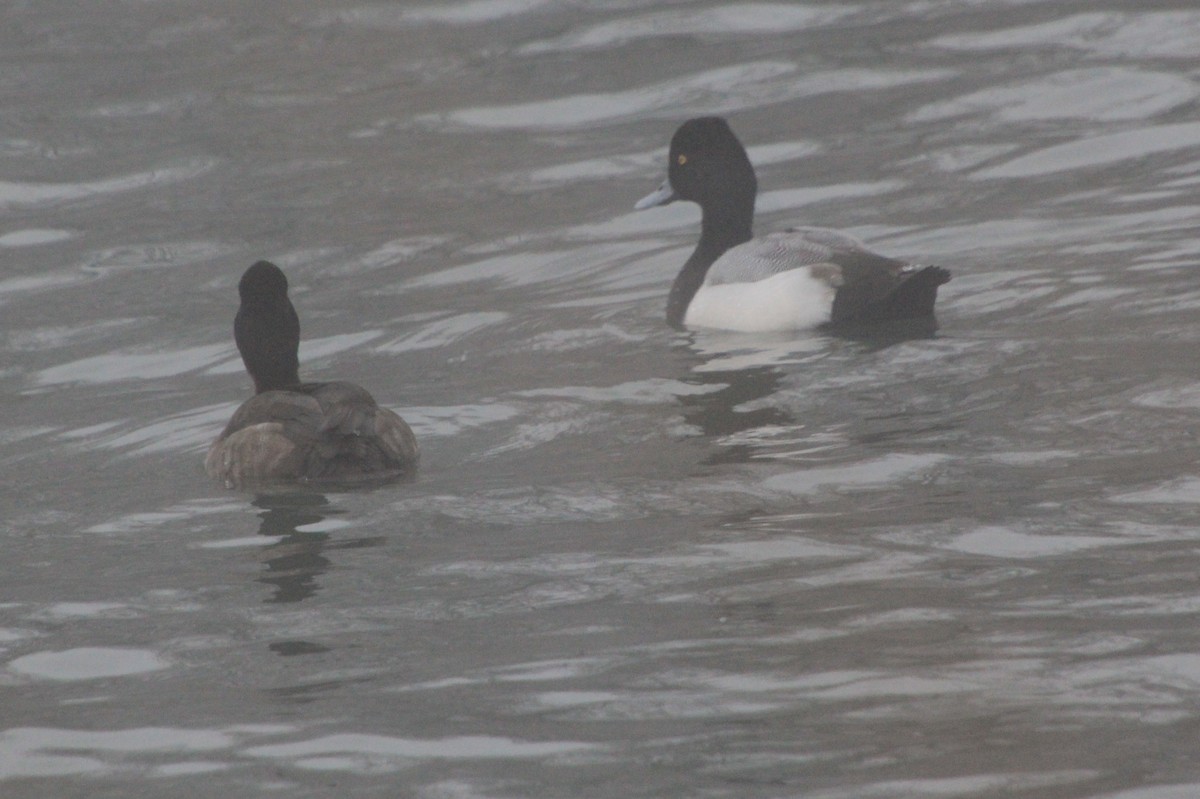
top-left (872, 265), bottom-right (950, 320)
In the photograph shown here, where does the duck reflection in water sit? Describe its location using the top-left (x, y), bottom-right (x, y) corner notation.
top-left (253, 491), bottom-right (335, 605)
top-left (251, 491), bottom-right (384, 608)
top-left (675, 321), bottom-right (939, 465)
top-left (251, 492), bottom-right (386, 659)
top-left (676, 360), bottom-right (791, 465)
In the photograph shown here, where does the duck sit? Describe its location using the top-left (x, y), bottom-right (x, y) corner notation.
top-left (635, 116), bottom-right (950, 332)
top-left (205, 260), bottom-right (418, 487)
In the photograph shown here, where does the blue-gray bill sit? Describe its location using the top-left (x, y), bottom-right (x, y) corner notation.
top-left (634, 178), bottom-right (678, 210)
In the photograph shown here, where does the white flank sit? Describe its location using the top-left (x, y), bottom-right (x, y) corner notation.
top-left (684, 267), bottom-right (836, 332)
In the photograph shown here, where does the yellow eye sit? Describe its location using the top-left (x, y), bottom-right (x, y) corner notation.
top-left (677, 154), bottom-right (687, 166)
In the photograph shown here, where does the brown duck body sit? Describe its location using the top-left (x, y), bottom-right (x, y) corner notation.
top-left (206, 261), bottom-right (418, 488)
top-left (206, 380), bottom-right (418, 487)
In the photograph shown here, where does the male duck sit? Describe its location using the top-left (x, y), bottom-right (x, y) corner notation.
top-left (206, 261), bottom-right (418, 487)
top-left (636, 116), bottom-right (950, 332)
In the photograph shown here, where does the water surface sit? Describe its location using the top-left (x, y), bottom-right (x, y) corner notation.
top-left (4, 1), bottom-right (1200, 796)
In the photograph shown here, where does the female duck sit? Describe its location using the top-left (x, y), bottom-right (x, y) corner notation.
top-left (206, 261), bottom-right (418, 487)
top-left (636, 116), bottom-right (950, 332)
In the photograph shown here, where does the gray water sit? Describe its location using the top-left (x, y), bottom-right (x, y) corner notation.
top-left (3, 1), bottom-right (1200, 796)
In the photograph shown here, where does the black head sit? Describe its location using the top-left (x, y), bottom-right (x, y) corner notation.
top-left (233, 260), bottom-right (301, 394)
top-left (636, 117), bottom-right (757, 250)
top-left (239, 260), bottom-right (290, 306)
top-left (666, 117), bottom-right (757, 208)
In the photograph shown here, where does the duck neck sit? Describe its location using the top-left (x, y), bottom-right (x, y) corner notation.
top-left (666, 202), bottom-right (754, 329)
top-left (236, 301), bottom-right (302, 394)
top-left (251, 357), bottom-right (301, 394)
top-left (699, 198), bottom-right (754, 255)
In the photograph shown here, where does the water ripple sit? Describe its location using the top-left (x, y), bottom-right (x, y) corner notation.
top-left (909, 67), bottom-right (1196, 123)
top-left (931, 11), bottom-right (1200, 59)
top-left (0, 159), bottom-right (216, 209)
top-left (242, 733), bottom-right (597, 770)
top-left (972, 121), bottom-right (1200, 179)
top-left (309, 0), bottom-right (551, 29)
top-left (0, 229), bottom-right (76, 247)
top-left (518, 3), bottom-right (858, 54)
top-left (8, 647), bottom-right (169, 681)
top-left (0, 726), bottom-right (292, 780)
top-left (36, 344), bottom-right (230, 386)
top-left (421, 62), bottom-right (797, 131)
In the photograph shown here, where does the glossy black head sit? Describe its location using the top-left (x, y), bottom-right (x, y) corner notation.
top-left (666, 117), bottom-right (757, 210)
top-left (636, 117), bottom-right (757, 251)
top-left (238, 259), bottom-right (290, 305)
top-left (233, 260), bottom-right (301, 394)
